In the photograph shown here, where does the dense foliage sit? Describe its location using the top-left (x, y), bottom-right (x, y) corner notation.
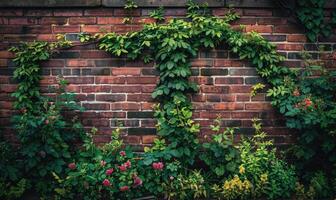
top-left (1, 1), bottom-right (336, 199)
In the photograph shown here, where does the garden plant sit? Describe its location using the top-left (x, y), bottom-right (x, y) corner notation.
top-left (1, 0), bottom-right (336, 199)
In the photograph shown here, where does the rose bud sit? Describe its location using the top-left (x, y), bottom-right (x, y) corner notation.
top-left (102, 179), bottom-right (111, 187)
top-left (68, 162), bottom-right (76, 170)
top-left (106, 168), bottom-right (114, 176)
top-left (119, 151), bottom-right (126, 157)
top-left (119, 186), bottom-right (129, 191)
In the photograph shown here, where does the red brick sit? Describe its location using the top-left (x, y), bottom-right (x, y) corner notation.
top-left (53, 25), bottom-right (80, 33)
top-left (40, 77), bottom-right (57, 85)
top-left (123, 136), bottom-right (141, 144)
top-left (142, 135), bottom-right (157, 144)
top-left (114, 9), bottom-right (141, 17)
top-left (0, 84), bottom-right (16, 93)
top-left (215, 77), bottom-right (244, 84)
top-left (96, 94), bottom-right (126, 102)
top-left (97, 17), bottom-right (124, 24)
top-left (65, 77), bottom-right (94, 84)
top-left (246, 25), bottom-right (273, 33)
top-left (213, 103), bottom-right (244, 110)
top-left (24, 9), bottom-right (52, 16)
top-left (84, 8), bottom-right (114, 16)
top-left (95, 77), bottom-right (126, 84)
top-left (66, 59), bottom-right (88, 67)
top-left (80, 51), bottom-right (110, 58)
top-left (257, 18), bottom-right (287, 25)
top-left (69, 17), bottom-right (96, 24)
top-left (0, 17), bottom-right (8, 25)
top-left (243, 9), bottom-right (272, 16)
top-left (83, 103), bottom-right (110, 110)
top-left (111, 103), bottom-right (140, 110)
top-left (54, 9), bottom-right (83, 17)
top-left (82, 85), bottom-right (111, 93)
top-left (231, 112), bottom-right (259, 119)
top-left (127, 94), bottom-right (152, 102)
top-left (81, 25), bottom-right (112, 33)
top-left (112, 68), bottom-right (141, 75)
top-left (64, 85), bottom-right (80, 93)
top-left (274, 25), bottom-right (301, 34)
top-left (201, 86), bottom-right (229, 93)
top-left (127, 77), bottom-right (157, 84)
top-left (0, 9), bottom-right (23, 16)
top-left (40, 17), bottom-right (67, 25)
top-left (277, 44), bottom-right (303, 51)
top-left (214, 59), bottom-right (245, 67)
top-left (229, 86), bottom-right (251, 93)
top-left (287, 34), bottom-right (307, 42)
top-left (141, 102), bottom-right (155, 110)
top-left (112, 86), bottom-right (142, 93)
top-left (245, 103), bottom-right (273, 110)
top-left (0, 51), bottom-right (14, 59)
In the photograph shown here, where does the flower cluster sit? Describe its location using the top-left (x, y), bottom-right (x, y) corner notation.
top-left (152, 162), bottom-right (164, 170)
top-left (119, 160), bottom-right (131, 172)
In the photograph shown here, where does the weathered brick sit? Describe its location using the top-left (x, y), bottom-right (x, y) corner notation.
top-left (97, 17), bottom-right (124, 24)
top-left (215, 77), bottom-right (243, 84)
top-left (65, 77), bottom-right (94, 84)
top-left (54, 9), bottom-right (83, 17)
top-left (69, 17), bottom-right (96, 24)
top-left (245, 25), bottom-right (273, 33)
top-left (96, 94), bottom-right (125, 102)
top-left (112, 68), bottom-right (141, 75)
top-left (95, 77), bottom-right (126, 84)
top-left (243, 9), bottom-right (272, 16)
top-left (200, 68), bottom-right (228, 76)
top-left (84, 8), bottom-right (114, 16)
top-left (127, 77), bottom-right (157, 84)
top-left (53, 25), bottom-right (80, 33)
top-left (128, 111), bottom-right (154, 118)
top-left (128, 128), bottom-right (156, 135)
top-left (142, 135), bottom-right (157, 144)
top-left (287, 34), bottom-right (307, 42)
top-left (111, 103), bottom-right (140, 110)
top-left (83, 103), bottom-right (110, 110)
top-left (213, 103), bottom-right (244, 110)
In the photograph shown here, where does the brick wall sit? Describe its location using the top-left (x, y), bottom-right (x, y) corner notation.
top-left (1, 4), bottom-right (335, 150)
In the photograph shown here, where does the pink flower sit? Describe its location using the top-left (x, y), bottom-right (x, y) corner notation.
top-left (119, 164), bottom-right (127, 172)
top-left (304, 98), bottom-right (312, 107)
top-left (102, 179), bottom-right (111, 187)
top-left (100, 160), bottom-right (106, 167)
top-left (119, 186), bottom-right (129, 191)
top-left (133, 176), bottom-right (143, 187)
top-left (124, 160), bottom-right (131, 168)
top-left (45, 119), bottom-right (49, 125)
top-left (106, 168), bottom-right (114, 175)
top-left (68, 163), bottom-right (76, 170)
top-left (152, 162), bottom-right (164, 170)
top-left (119, 151), bottom-right (126, 157)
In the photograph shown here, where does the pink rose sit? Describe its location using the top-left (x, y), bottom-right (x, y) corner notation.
top-left (152, 162), bottom-right (164, 170)
top-left (119, 186), bottom-right (129, 191)
top-left (124, 160), bottom-right (131, 168)
top-left (68, 163), bottom-right (76, 170)
top-left (133, 176), bottom-right (143, 187)
top-left (106, 168), bottom-right (114, 175)
top-left (119, 164), bottom-right (127, 172)
top-left (119, 151), bottom-right (126, 157)
top-left (102, 179), bottom-right (111, 187)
